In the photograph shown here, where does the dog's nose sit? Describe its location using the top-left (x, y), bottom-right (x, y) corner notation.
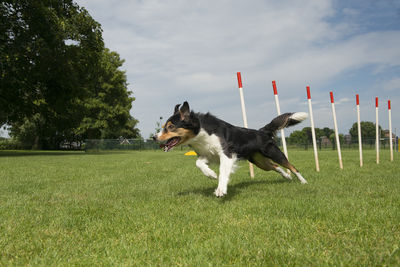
top-left (152, 135), bottom-right (157, 141)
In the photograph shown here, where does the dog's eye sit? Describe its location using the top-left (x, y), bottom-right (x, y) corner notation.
top-left (167, 124), bottom-right (175, 131)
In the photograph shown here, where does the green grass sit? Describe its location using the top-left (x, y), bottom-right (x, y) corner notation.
top-left (0, 149), bottom-right (399, 266)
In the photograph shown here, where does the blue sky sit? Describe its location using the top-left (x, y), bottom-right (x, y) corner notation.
top-left (73, 0), bottom-right (400, 139)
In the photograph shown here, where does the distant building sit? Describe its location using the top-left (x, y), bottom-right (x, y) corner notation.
top-left (320, 136), bottom-right (331, 147)
top-left (344, 134), bottom-right (352, 145)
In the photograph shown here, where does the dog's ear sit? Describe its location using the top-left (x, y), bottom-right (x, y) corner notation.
top-left (179, 101), bottom-right (190, 121)
top-left (174, 104), bottom-right (181, 115)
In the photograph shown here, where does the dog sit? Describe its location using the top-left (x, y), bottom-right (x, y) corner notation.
top-left (154, 101), bottom-right (308, 197)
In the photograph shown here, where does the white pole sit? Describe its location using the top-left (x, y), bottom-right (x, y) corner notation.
top-left (237, 72), bottom-right (255, 178)
top-left (307, 86), bottom-right (320, 172)
top-left (356, 94), bottom-right (363, 167)
top-left (330, 92), bottom-right (343, 169)
top-left (272, 81), bottom-right (289, 160)
top-left (388, 100), bottom-right (393, 162)
top-left (375, 97), bottom-right (379, 164)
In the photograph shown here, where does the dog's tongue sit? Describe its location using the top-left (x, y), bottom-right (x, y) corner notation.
top-left (160, 137), bottom-right (180, 152)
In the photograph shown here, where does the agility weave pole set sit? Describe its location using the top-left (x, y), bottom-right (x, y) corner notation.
top-left (235, 72), bottom-right (395, 177)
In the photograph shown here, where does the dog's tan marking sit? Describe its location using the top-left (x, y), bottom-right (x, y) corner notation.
top-left (175, 128), bottom-right (196, 143)
top-left (251, 152), bottom-right (275, 171)
top-left (279, 161), bottom-right (298, 174)
top-left (157, 131), bottom-right (178, 141)
top-left (158, 126), bottom-right (196, 145)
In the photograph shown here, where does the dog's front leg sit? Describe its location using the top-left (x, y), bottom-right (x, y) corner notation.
top-left (196, 157), bottom-right (217, 179)
top-left (214, 154), bottom-right (236, 197)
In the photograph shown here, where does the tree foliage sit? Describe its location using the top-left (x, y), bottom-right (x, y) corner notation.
top-left (287, 130), bottom-right (307, 145)
top-left (1, 0), bottom-right (139, 149)
top-left (349, 121), bottom-right (382, 142)
top-left (288, 127), bottom-right (331, 144)
top-left (75, 49), bottom-right (139, 140)
top-left (329, 133), bottom-right (344, 146)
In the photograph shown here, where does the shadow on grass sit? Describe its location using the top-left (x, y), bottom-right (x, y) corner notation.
top-left (0, 150), bottom-right (86, 157)
top-left (0, 150), bottom-right (149, 157)
top-left (178, 179), bottom-right (288, 201)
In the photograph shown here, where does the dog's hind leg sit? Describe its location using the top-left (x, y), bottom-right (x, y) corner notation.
top-left (279, 162), bottom-right (307, 183)
top-left (261, 145), bottom-right (307, 184)
top-left (251, 152), bottom-right (292, 180)
top-left (196, 157), bottom-right (217, 179)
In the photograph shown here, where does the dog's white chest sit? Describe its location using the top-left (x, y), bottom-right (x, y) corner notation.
top-left (188, 129), bottom-right (223, 162)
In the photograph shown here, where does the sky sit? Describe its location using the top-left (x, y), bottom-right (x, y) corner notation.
top-left (74, 0), bottom-right (400, 139)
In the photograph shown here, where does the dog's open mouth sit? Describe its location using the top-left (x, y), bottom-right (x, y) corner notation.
top-left (160, 137), bottom-right (181, 152)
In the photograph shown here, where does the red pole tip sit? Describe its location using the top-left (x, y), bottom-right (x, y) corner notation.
top-left (330, 91), bottom-right (334, 103)
top-left (356, 94), bottom-right (359, 105)
top-left (272, 81), bottom-right (278, 95)
top-left (236, 72), bottom-right (242, 88)
top-left (306, 86), bottom-right (311, 99)
top-left (388, 100), bottom-right (391, 110)
top-left (375, 97), bottom-right (378, 108)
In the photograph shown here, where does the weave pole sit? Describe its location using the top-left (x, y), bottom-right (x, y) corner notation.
top-left (388, 100), bottom-right (393, 162)
top-left (330, 92), bottom-right (343, 169)
top-left (236, 72), bottom-right (255, 178)
top-left (306, 86), bottom-right (320, 172)
top-left (272, 81), bottom-right (289, 160)
top-left (356, 94), bottom-right (363, 167)
top-left (375, 97), bottom-right (379, 164)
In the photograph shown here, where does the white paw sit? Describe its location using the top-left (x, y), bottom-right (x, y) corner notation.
top-left (283, 172), bottom-right (292, 180)
top-left (296, 173), bottom-right (308, 184)
top-left (207, 171), bottom-right (218, 179)
top-left (214, 187), bottom-right (227, 197)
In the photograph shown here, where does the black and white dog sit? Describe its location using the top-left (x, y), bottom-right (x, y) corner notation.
top-left (154, 101), bottom-right (308, 197)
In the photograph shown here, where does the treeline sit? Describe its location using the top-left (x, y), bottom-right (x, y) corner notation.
top-left (287, 121), bottom-right (384, 145)
top-left (0, 0), bottom-right (139, 149)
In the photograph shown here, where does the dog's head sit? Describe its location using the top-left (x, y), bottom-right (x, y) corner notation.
top-left (154, 101), bottom-right (200, 152)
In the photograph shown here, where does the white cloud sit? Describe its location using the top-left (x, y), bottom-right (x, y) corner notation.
top-left (336, 98), bottom-right (351, 105)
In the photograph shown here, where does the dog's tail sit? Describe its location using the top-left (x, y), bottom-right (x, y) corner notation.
top-left (259, 112), bottom-right (308, 134)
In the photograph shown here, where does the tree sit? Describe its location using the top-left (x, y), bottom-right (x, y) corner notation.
top-left (301, 127), bottom-right (325, 143)
top-left (329, 133), bottom-right (344, 146)
top-left (287, 130), bottom-right (307, 145)
top-left (75, 49), bottom-right (140, 140)
top-left (322, 127), bottom-right (334, 138)
top-left (1, 0), bottom-right (104, 148)
top-left (1, 0), bottom-right (103, 125)
top-left (288, 127), bottom-right (333, 145)
top-left (349, 121), bottom-right (383, 143)
top-left (2, 0), bottom-right (140, 149)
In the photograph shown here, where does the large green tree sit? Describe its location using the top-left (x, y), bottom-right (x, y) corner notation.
top-left (76, 49), bottom-right (139, 140)
top-left (1, 0), bottom-right (139, 149)
top-left (1, 0), bottom-right (103, 124)
top-left (349, 121), bottom-right (382, 143)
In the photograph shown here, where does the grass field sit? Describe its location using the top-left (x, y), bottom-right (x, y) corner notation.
top-left (1, 149), bottom-right (399, 265)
